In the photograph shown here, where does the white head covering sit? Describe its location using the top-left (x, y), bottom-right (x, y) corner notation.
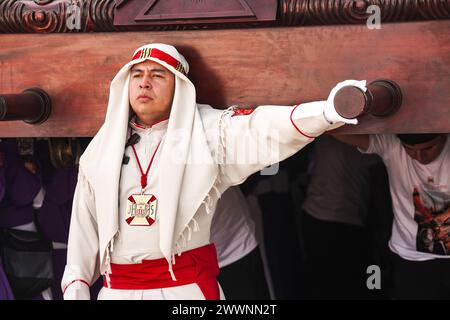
top-left (79, 43), bottom-right (218, 280)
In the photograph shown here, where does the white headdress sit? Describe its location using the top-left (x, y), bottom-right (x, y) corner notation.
top-left (79, 43), bottom-right (218, 279)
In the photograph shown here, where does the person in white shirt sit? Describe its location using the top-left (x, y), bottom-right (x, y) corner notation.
top-left (61, 42), bottom-right (362, 300)
top-left (335, 133), bottom-right (450, 299)
top-left (210, 186), bottom-right (269, 299)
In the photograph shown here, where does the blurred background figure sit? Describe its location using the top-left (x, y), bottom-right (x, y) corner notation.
top-left (211, 186), bottom-right (270, 300)
top-left (298, 135), bottom-right (392, 299)
top-left (0, 138), bottom-right (101, 300)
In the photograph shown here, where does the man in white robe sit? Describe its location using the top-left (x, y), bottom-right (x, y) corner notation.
top-left (61, 43), bottom-right (363, 300)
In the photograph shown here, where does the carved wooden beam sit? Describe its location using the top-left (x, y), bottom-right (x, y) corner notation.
top-left (0, 0), bottom-right (449, 33)
top-left (0, 0), bottom-right (117, 33)
top-left (114, 0), bottom-right (278, 29)
top-left (279, 0), bottom-right (450, 26)
top-left (0, 20), bottom-right (448, 137)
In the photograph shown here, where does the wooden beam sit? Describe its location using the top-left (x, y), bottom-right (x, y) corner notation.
top-left (1, 0), bottom-right (449, 33)
top-left (0, 20), bottom-right (449, 137)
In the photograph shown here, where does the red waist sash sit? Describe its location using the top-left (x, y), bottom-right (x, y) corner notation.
top-left (103, 243), bottom-right (220, 300)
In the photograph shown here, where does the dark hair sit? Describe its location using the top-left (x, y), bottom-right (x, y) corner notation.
top-left (396, 134), bottom-right (440, 145)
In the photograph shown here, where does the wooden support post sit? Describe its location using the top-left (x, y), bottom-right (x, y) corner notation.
top-left (0, 88), bottom-right (52, 124)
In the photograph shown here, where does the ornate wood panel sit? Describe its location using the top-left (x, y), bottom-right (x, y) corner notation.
top-left (0, 0), bottom-right (449, 33)
top-left (0, 20), bottom-right (448, 137)
top-left (0, 0), bottom-right (117, 33)
top-left (279, 0), bottom-right (450, 26)
top-left (114, 0), bottom-right (277, 28)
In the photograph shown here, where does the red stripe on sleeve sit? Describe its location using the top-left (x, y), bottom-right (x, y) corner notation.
top-left (63, 279), bottom-right (89, 295)
top-left (290, 104), bottom-right (316, 139)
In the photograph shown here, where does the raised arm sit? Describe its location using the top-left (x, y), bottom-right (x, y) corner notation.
top-left (215, 102), bottom-right (338, 186)
top-left (211, 80), bottom-right (367, 186)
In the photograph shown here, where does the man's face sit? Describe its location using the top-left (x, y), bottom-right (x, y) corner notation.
top-left (402, 134), bottom-right (447, 165)
top-left (129, 60), bottom-right (175, 125)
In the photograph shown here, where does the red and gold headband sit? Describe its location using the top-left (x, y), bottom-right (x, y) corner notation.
top-left (132, 47), bottom-right (187, 75)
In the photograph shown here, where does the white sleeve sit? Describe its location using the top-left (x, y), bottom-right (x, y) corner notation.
top-left (61, 169), bottom-right (100, 300)
top-left (361, 134), bottom-right (397, 159)
top-left (218, 102), bottom-right (342, 186)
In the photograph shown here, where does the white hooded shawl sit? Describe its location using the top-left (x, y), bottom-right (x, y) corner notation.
top-left (79, 44), bottom-right (218, 278)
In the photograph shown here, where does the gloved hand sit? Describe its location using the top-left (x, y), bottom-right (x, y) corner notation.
top-left (324, 80), bottom-right (367, 125)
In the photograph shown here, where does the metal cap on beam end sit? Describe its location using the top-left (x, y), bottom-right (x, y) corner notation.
top-left (368, 79), bottom-right (402, 117)
top-left (333, 79), bottom-right (402, 119)
top-left (0, 87), bottom-right (52, 125)
top-left (333, 85), bottom-right (371, 119)
top-left (22, 87), bottom-right (52, 124)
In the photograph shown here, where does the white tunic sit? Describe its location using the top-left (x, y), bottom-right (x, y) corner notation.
top-left (113, 120), bottom-right (212, 264)
top-left (62, 103), bottom-right (341, 300)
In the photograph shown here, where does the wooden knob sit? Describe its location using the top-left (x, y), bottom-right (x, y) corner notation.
top-left (333, 79), bottom-right (402, 119)
top-left (333, 85), bottom-right (370, 119)
top-left (369, 79), bottom-right (402, 117)
top-left (0, 87), bottom-right (52, 124)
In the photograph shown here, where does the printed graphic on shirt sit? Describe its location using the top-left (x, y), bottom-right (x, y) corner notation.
top-left (414, 186), bottom-right (450, 255)
top-left (125, 194), bottom-right (157, 226)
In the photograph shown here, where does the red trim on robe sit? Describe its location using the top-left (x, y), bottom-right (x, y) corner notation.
top-left (63, 279), bottom-right (89, 295)
top-left (290, 103), bottom-right (316, 139)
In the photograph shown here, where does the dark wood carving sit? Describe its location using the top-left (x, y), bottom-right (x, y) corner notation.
top-left (0, 0), bottom-right (117, 33)
top-left (114, 0), bottom-right (277, 28)
top-left (0, 20), bottom-right (448, 136)
top-left (132, 0), bottom-right (256, 21)
top-left (279, 0), bottom-right (450, 26)
top-left (0, 0), bottom-right (449, 33)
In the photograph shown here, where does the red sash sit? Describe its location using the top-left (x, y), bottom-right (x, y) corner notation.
top-left (103, 244), bottom-right (220, 300)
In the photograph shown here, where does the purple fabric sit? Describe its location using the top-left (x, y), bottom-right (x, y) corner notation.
top-left (36, 167), bottom-right (78, 243)
top-left (0, 263), bottom-right (15, 300)
top-left (1, 140), bottom-right (41, 204)
top-left (0, 139), bottom-right (41, 228)
top-left (44, 168), bottom-right (78, 205)
top-left (7, 168), bottom-right (41, 206)
top-left (0, 169), bottom-right (5, 203)
top-left (0, 206), bottom-right (35, 229)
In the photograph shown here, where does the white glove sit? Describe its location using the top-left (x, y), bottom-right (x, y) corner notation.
top-left (324, 80), bottom-right (368, 125)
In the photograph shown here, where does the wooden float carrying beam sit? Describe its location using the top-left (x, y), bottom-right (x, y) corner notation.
top-left (0, 20), bottom-right (449, 137)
